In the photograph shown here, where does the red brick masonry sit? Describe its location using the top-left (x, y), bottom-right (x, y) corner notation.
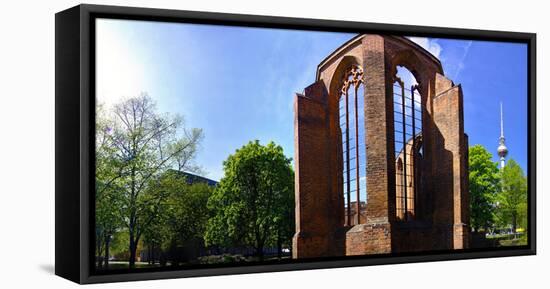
top-left (293, 35), bottom-right (469, 258)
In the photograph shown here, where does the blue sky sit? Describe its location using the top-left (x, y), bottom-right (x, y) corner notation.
top-left (96, 19), bottom-right (528, 181)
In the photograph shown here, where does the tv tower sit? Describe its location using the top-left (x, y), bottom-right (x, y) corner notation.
top-left (497, 102), bottom-right (508, 169)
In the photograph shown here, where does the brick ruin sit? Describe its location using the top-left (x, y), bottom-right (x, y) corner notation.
top-left (292, 35), bottom-right (469, 258)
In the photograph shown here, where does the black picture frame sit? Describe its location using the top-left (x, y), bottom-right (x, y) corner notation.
top-left (55, 3), bottom-right (536, 284)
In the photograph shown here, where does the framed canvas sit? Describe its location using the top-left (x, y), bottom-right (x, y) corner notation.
top-left (55, 4), bottom-right (536, 284)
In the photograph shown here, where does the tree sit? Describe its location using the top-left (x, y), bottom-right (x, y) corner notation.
top-left (95, 104), bottom-right (124, 269)
top-left (205, 140), bottom-right (294, 260)
top-left (272, 170), bottom-right (294, 259)
top-left (496, 159), bottom-right (527, 235)
top-left (109, 229), bottom-right (130, 261)
top-left (98, 94), bottom-right (203, 268)
top-left (166, 174), bottom-right (212, 246)
top-left (468, 145), bottom-right (500, 232)
top-left (144, 170), bottom-right (213, 265)
top-left (140, 191), bottom-right (170, 265)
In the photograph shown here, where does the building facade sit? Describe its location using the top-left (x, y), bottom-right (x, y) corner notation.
top-left (292, 35), bottom-right (470, 258)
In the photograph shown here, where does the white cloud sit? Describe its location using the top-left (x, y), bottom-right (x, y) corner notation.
top-left (408, 37), bottom-right (442, 59)
top-left (409, 37), bottom-right (474, 81)
top-left (453, 41), bottom-right (473, 79)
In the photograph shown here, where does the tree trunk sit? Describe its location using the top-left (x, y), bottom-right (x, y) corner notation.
top-left (152, 244), bottom-right (157, 265)
top-left (129, 233), bottom-right (137, 268)
top-left (96, 236), bottom-right (103, 269)
top-left (512, 214), bottom-right (517, 238)
top-left (128, 166), bottom-right (138, 269)
top-left (104, 234), bottom-right (111, 269)
top-left (149, 244), bottom-right (153, 265)
top-left (277, 236), bottom-right (282, 260)
top-left (256, 246), bottom-right (264, 261)
top-left (255, 237), bottom-right (265, 262)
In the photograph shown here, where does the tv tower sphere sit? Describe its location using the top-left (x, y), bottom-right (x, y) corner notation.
top-left (497, 102), bottom-right (508, 168)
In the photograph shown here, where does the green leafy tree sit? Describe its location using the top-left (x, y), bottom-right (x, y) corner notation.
top-left (205, 140), bottom-right (294, 260)
top-left (140, 188), bottom-right (170, 265)
top-left (273, 169), bottom-right (295, 259)
top-left (166, 176), bottom-right (212, 246)
top-left (98, 94), bottom-right (203, 268)
top-left (468, 145), bottom-right (500, 232)
top-left (145, 170), bottom-right (213, 265)
top-left (138, 171), bottom-right (208, 266)
top-left (95, 186), bottom-right (124, 269)
top-left (109, 230), bottom-right (130, 260)
top-left (95, 104), bottom-right (124, 269)
top-left (496, 159), bottom-right (528, 235)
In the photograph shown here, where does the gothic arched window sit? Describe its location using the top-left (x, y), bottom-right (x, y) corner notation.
top-left (393, 67), bottom-right (423, 221)
top-left (338, 66), bottom-right (367, 226)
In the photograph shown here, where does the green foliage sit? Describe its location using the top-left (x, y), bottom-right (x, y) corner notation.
top-left (468, 145), bottom-right (500, 232)
top-left (157, 171), bottom-right (213, 247)
top-left (95, 94), bottom-right (204, 268)
top-left (468, 145), bottom-right (529, 240)
top-left (495, 159), bottom-right (528, 233)
top-left (139, 170), bottom-right (213, 266)
top-left (205, 140), bottom-right (294, 258)
top-left (95, 104), bottom-right (125, 267)
top-left (140, 183), bottom-right (171, 254)
top-left (110, 230), bottom-right (130, 257)
top-left (96, 96), bottom-right (297, 266)
top-left (198, 254), bottom-right (247, 264)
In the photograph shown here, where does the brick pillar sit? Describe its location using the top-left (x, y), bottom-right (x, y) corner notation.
top-left (345, 35), bottom-right (393, 255)
top-left (432, 73), bottom-right (470, 249)
top-left (293, 81), bottom-right (343, 258)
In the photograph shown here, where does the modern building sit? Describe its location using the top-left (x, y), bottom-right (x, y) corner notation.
top-left (166, 169), bottom-right (218, 187)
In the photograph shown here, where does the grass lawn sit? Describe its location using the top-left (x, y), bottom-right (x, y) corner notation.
top-left (99, 254), bottom-right (292, 270)
top-left (499, 238), bottom-right (528, 246)
top-left (486, 233), bottom-right (527, 247)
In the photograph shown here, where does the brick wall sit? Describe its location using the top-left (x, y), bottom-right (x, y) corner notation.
top-left (293, 81), bottom-right (345, 258)
top-left (293, 35), bottom-right (470, 258)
